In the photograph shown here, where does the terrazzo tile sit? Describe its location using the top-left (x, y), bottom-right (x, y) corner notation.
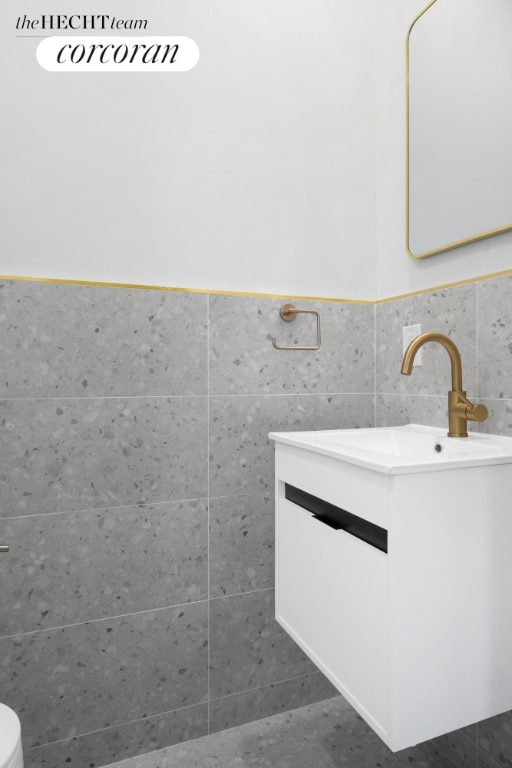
top-left (478, 710), bottom-right (512, 767)
top-left (477, 398), bottom-right (512, 437)
top-left (375, 393), bottom-right (450, 430)
top-left (209, 589), bottom-right (316, 699)
top-left (25, 703), bottom-right (208, 768)
top-left (0, 602), bottom-right (208, 748)
top-left (0, 499), bottom-right (207, 636)
top-left (101, 696), bottom-right (458, 768)
top-left (0, 281), bottom-right (207, 398)
top-left (0, 396), bottom-right (207, 517)
top-left (209, 295), bottom-right (374, 395)
top-left (209, 493), bottom-right (273, 598)
top-left (209, 672), bottom-right (338, 733)
top-left (375, 284), bottom-right (477, 397)
top-left (478, 749), bottom-right (504, 768)
top-left (209, 393), bottom-right (374, 497)
top-left (478, 275), bottom-right (512, 399)
top-left (431, 723), bottom-right (478, 768)
top-left (103, 742), bottom-right (222, 768)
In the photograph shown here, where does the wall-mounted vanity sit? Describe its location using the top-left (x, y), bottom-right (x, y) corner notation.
top-left (406, 0), bottom-right (512, 258)
top-left (270, 424), bottom-right (512, 750)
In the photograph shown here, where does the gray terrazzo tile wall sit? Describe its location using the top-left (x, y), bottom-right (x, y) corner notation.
top-left (3, 273), bottom-right (511, 768)
top-left (0, 280), bottom-right (374, 768)
top-left (375, 272), bottom-right (512, 768)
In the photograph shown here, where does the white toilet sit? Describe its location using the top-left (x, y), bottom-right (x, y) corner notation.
top-left (0, 704), bottom-right (23, 768)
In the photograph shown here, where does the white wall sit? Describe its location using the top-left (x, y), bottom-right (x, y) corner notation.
top-left (1, 0), bottom-right (377, 300)
top-left (4, 0), bottom-right (509, 302)
top-left (375, 0), bottom-right (512, 300)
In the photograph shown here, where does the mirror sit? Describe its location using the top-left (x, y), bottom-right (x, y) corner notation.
top-left (406, 0), bottom-right (512, 259)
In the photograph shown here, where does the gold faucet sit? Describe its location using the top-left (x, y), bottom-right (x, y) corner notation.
top-left (401, 331), bottom-right (488, 438)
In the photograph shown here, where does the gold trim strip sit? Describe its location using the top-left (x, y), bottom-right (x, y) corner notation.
top-left (0, 275), bottom-right (372, 304)
top-left (376, 268), bottom-right (512, 304)
top-left (2, 269), bottom-right (512, 305)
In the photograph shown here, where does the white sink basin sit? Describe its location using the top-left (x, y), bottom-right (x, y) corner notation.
top-left (269, 423), bottom-right (512, 474)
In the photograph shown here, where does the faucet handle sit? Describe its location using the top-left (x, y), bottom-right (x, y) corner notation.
top-left (465, 403), bottom-right (488, 423)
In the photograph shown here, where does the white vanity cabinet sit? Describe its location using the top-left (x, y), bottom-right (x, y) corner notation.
top-left (271, 426), bottom-right (512, 751)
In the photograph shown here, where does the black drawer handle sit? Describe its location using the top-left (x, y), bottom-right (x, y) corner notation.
top-left (312, 514), bottom-right (342, 531)
top-left (285, 484), bottom-right (387, 554)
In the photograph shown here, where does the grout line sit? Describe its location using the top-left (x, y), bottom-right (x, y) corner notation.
top-left (0, 393), bottom-right (209, 403)
top-left (373, 303), bottom-right (377, 427)
top-left (0, 489), bottom-right (278, 522)
top-left (0, 585), bottom-right (275, 643)
top-left (0, 391), bottom-right (378, 404)
top-left (206, 490), bottom-right (273, 502)
top-left (214, 391), bottom-right (375, 399)
top-left (0, 496), bottom-right (210, 521)
top-left (0, 599), bottom-right (210, 641)
top-left (2, 490), bottom-right (285, 524)
top-left (26, 700), bottom-right (208, 752)
top-left (207, 670), bottom-right (327, 705)
top-left (28, 669), bottom-right (330, 753)
top-left (209, 587), bottom-right (273, 603)
top-left (376, 394), bottom-right (512, 403)
top-left (377, 392), bottom-right (448, 400)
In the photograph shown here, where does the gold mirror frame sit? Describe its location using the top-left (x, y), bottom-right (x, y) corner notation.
top-left (406, 0), bottom-right (512, 259)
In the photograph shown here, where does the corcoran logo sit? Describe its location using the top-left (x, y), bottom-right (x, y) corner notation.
top-left (36, 36), bottom-right (200, 72)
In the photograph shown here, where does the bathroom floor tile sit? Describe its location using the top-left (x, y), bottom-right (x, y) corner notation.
top-left (102, 696), bottom-right (459, 768)
top-left (478, 709), bottom-right (512, 768)
top-left (208, 672), bottom-right (337, 733)
top-left (24, 703), bottom-right (208, 768)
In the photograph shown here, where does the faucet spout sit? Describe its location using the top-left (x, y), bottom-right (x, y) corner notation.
top-left (401, 331), bottom-right (463, 390)
top-left (400, 331), bottom-right (487, 438)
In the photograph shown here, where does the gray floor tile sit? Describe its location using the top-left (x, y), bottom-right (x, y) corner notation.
top-left (24, 703), bottom-right (208, 768)
top-left (478, 710), bottom-right (512, 767)
top-left (102, 697), bottom-right (458, 768)
top-left (432, 723), bottom-right (478, 768)
top-left (209, 673), bottom-right (338, 733)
